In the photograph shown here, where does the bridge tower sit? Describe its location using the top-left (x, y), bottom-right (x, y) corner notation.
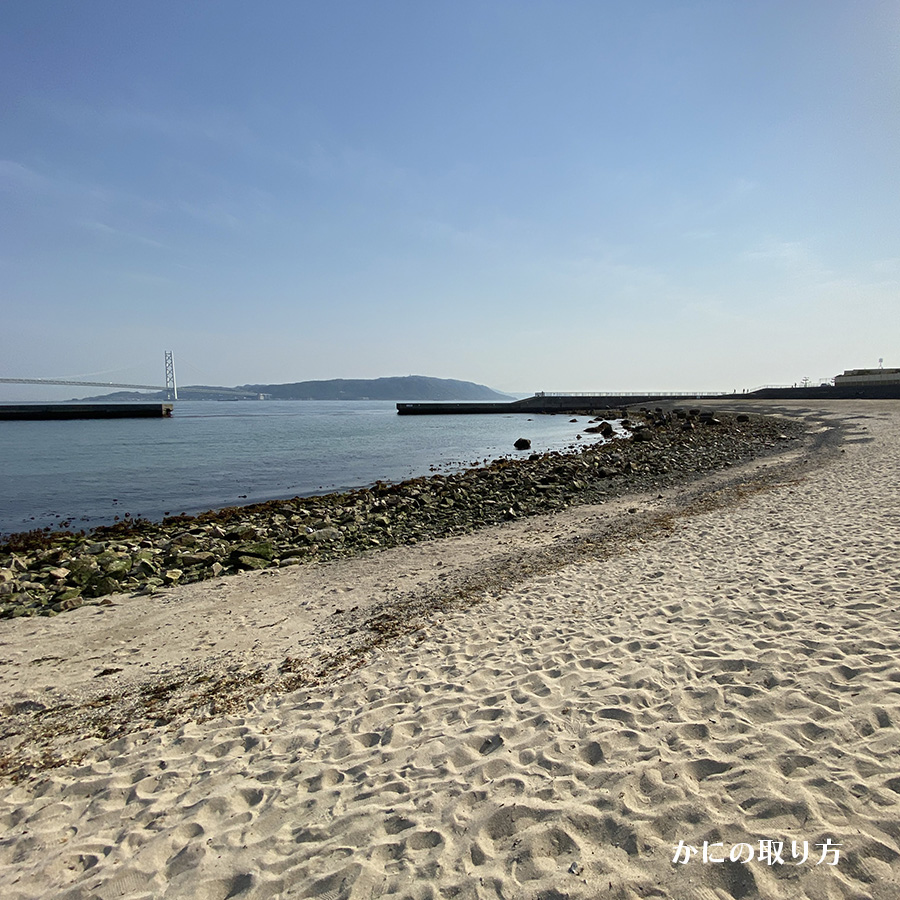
top-left (164, 351), bottom-right (178, 401)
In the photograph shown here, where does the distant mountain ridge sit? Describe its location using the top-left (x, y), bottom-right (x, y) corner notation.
top-left (240, 376), bottom-right (512, 401)
top-left (74, 376), bottom-right (513, 402)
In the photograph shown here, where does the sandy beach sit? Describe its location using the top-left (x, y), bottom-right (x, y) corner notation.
top-left (2, 400), bottom-right (899, 900)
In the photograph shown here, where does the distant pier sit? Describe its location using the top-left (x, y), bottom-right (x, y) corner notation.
top-left (397, 392), bottom-right (723, 415)
top-left (0, 403), bottom-right (174, 421)
top-left (398, 382), bottom-right (900, 415)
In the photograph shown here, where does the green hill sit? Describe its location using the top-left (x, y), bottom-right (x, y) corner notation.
top-left (240, 376), bottom-right (512, 401)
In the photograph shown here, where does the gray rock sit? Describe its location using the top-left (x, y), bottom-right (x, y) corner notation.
top-left (135, 577), bottom-right (165, 595)
top-left (96, 552), bottom-right (131, 579)
top-left (180, 551), bottom-right (217, 567)
top-left (234, 555), bottom-right (269, 570)
top-left (67, 559), bottom-right (99, 586)
top-left (129, 558), bottom-right (159, 577)
top-left (87, 576), bottom-right (120, 596)
top-left (310, 527), bottom-right (344, 543)
top-left (279, 556), bottom-right (305, 566)
top-left (57, 595), bottom-right (83, 611)
top-left (229, 541), bottom-right (274, 561)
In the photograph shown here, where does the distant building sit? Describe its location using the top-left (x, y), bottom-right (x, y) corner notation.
top-left (834, 367), bottom-right (900, 386)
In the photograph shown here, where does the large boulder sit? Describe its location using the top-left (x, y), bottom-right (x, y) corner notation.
top-left (308, 527), bottom-right (344, 543)
top-left (229, 541), bottom-right (274, 561)
top-left (514, 438), bottom-right (532, 450)
top-left (233, 555), bottom-right (269, 571)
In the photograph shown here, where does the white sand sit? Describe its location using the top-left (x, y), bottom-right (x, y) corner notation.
top-left (2, 401), bottom-right (900, 899)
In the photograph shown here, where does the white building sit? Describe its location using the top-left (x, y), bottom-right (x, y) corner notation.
top-left (834, 368), bottom-right (900, 386)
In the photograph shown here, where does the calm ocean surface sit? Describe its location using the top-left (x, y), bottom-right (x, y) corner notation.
top-left (0, 400), bottom-right (600, 536)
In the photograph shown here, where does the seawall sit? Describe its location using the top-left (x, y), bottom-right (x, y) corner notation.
top-left (0, 403), bottom-right (174, 421)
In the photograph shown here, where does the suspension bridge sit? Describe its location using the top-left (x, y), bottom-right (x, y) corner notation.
top-left (0, 352), bottom-right (256, 400)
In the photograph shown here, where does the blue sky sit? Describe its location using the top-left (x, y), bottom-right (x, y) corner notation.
top-left (2, 0), bottom-right (898, 398)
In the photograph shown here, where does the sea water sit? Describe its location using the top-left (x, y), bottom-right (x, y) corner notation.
top-left (0, 400), bottom-right (606, 536)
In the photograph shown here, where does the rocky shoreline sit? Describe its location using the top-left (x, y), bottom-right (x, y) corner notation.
top-left (0, 408), bottom-right (803, 619)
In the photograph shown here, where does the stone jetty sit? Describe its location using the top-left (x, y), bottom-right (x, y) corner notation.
top-left (0, 403), bottom-right (173, 420)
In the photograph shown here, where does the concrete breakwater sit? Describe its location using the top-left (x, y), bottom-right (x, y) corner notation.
top-left (398, 383), bottom-right (900, 415)
top-left (397, 393), bottom-right (722, 414)
top-left (0, 409), bottom-right (804, 619)
top-left (0, 403), bottom-right (173, 420)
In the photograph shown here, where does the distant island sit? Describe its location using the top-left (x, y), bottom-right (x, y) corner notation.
top-left (77, 375), bottom-right (515, 403)
top-left (239, 376), bottom-right (513, 401)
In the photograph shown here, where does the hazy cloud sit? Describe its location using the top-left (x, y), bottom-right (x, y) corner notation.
top-left (0, 159), bottom-right (50, 192)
